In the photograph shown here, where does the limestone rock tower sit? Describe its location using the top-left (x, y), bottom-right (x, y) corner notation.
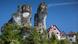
top-left (20, 4), bottom-right (32, 39)
top-left (21, 4), bottom-right (32, 27)
top-left (9, 4), bottom-right (32, 28)
top-left (34, 2), bottom-right (48, 33)
top-left (11, 5), bottom-right (22, 26)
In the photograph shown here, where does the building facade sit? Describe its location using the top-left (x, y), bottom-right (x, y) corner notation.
top-left (48, 25), bottom-right (61, 40)
top-left (67, 32), bottom-right (76, 42)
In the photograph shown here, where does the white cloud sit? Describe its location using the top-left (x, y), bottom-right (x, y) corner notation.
top-left (48, 2), bottom-right (78, 8)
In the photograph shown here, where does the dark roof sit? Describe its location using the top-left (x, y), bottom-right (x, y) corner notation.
top-left (67, 32), bottom-right (76, 36)
top-left (47, 25), bottom-right (61, 32)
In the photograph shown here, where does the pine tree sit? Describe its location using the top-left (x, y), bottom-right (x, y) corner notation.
top-left (58, 39), bottom-right (70, 44)
top-left (76, 32), bottom-right (78, 44)
top-left (33, 30), bottom-right (41, 44)
top-left (40, 30), bottom-right (48, 44)
top-left (49, 33), bottom-right (58, 44)
top-left (22, 28), bottom-right (41, 44)
top-left (0, 23), bottom-right (22, 44)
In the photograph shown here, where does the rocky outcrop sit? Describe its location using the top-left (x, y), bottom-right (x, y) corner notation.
top-left (34, 2), bottom-right (48, 33)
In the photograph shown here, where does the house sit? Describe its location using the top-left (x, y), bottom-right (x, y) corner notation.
top-left (48, 25), bottom-right (66, 40)
top-left (48, 25), bottom-right (61, 40)
top-left (67, 32), bottom-right (76, 42)
top-left (60, 32), bottom-right (66, 40)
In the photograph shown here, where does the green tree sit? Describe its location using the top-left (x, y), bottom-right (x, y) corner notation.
top-left (22, 28), bottom-right (41, 44)
top-left (31, 29), bottom-right (41, 44)
top-left (22, 28), bottom-right (48, 44)
top-left (40, 30), bottom-right (48, 44)
top-left (58, 39), bottom-right (70, 44)
top-left (1, 23), bottom-right (22, 44)
top-left (76, 32), bottom-right (78, 44)
top-left (49, 33), bottom-right (58, 44)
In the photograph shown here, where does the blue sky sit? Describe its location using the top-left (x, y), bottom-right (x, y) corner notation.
top-left (0, 0), bottom-right (78, 32)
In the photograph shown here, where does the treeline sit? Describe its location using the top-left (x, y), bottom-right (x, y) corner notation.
top-left (0, 23), bottom-right (78, 44)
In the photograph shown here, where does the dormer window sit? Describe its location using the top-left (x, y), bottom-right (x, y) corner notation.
top-left (54, 29), bottom-right (56, 30)
top-left (70, 39), bottom-right (72, 41)
top-left (71, 35), bottom-right (74, 37)
top-left (50, 27), bottom-right (52, 29)
top-left (57, 32), bottom-right (58, 34)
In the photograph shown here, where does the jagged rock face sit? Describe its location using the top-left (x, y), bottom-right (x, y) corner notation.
top-left (34, 2), bottom-right (48, 33)
top-left (8, 5), bottom-right (32, 39)
top-left (21, 5), bottom-right (32, 27)
top-left (21, 27), bottom-right (31, 39)
top-left (13, 13), bottom-right (22, 25)
top-left (9, 4), bottom-right (32, 27)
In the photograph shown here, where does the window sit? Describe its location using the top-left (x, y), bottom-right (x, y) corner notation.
top-left (70, 39), bottom-right (72, 41)
top-left (54, 29), bottom-right (56, 30)
top-left (57, 32), bottom-right (58, 34)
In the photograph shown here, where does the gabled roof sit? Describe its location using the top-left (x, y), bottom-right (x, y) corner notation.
top-left (60, 32), bottom-right (66, 36)
top-left (48, 25), bottom-right (61, 32)
top-left (67, 32), bottom-right (76, 36)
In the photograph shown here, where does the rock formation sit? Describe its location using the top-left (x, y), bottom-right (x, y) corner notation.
top-left (34, 2), bottom-right (48, 33)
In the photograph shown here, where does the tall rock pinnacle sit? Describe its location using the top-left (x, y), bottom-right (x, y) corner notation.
top-left (9, 4), bottom-right (32, 28)
top-left (34, 2), bottom-right (48, 33)
top-left (21, 4), bottom-right (32, 27)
